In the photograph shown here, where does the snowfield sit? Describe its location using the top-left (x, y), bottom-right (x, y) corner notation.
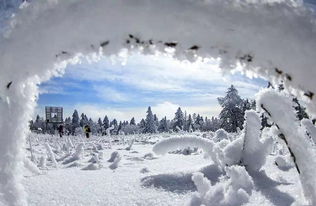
top-left (23, 132), bottom-right (307, 206)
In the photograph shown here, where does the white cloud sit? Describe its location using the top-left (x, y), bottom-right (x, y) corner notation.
top-left (64, 53), bottom-right (265, 99)
top-left (66, 53), bottom-right (226, 92)
top-left (152, 101), bottom-right (180, 119)
top-left (93, 86), bottom-right (129, 102)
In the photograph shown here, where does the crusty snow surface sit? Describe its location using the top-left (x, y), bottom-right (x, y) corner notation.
top-left (23, 133), bottom-right (303, 206)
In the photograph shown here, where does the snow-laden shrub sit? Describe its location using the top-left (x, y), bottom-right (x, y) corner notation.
top-left (257, 89), bottom-right (316, 205)
top-left (214, 129), bottom-right (230, 142)
top-left (190, 165), bottom-right (254, 206)
top-left (44, 143), bottom-right (57, 168)
top-left (125, 138), bottom-right (135, 151)
top-left (24, 158), bottom-right (41, 175)
top-left (222, 138), bottom-right (244, 167)
top-left (153, 136), bottom-right (215, 161)
top-left (67, 137), bottom-right (74, 148)
top-left (108, 151), bottom-right (119, 163)
top-left (98, 152), bottom-right (104, 160)
top-left (209, 111), bottom-right (272, 171)
top-left (88, 154), bottom-right (99, 164)
top-left (62, 143), bottom-right (84, 165)
top-left (109, 154), bottom-right (121, 170)
top-left (38, 155), bottom-right (47, 169)
top-left (240, 110), bottom-right (273, 171)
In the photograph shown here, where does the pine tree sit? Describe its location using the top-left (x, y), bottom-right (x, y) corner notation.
top-left (97, 118), bottom-right (102, 127)
top-left (110, 119), bottom-right (118, 127)
top-left (97, 118), bottom-right (103, 134)
top-left (202, 117), bottom-right (212, 131)
top-left (139, 118), bottom-right (146, 132)
top-left (210, 116), bottom-right (220, 131)
top-left (130, 117), bottom-right (136, 125)
top-left (158, 116), bottom-right (169, 132)
top-left (173, 107), bottom-right (184, 131)
top-left (80, 113), bottom-right (88, 127)
top-left (218, 85), bottom-right (244, 132)
top-left (242, 99), bottom-right (251, 113)
top-left (144, 106), bottom-right (156, 133)
top-left (71, 110), bottom-right (80, 134)
top-left (72, 110), bottom-right (79, 126)
top-left (185, 114), bottom-right (194, 132)
top-left (193, 114), bottom-right (203, 131)
top-left (154, 114), bottom-right (159, 128)
top-left (117, 121), bottom-right (122, 135)
top-left (103, 115), bottom-right (110, 132)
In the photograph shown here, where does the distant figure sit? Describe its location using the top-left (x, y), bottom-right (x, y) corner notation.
top-left (84, 125), bottom-right (91, 138)
top-left (58, 124), bottom-right (64, 138)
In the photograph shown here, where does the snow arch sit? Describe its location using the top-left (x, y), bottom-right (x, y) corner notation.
top-left (1, 0), bottom-right (316, 205)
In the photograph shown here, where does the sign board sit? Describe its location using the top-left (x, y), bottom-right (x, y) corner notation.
top-left (45, 106), bottom-right (63, 123)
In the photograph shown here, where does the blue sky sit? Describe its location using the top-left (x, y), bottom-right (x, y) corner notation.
top-left (36, 53), bottom-right (267, 122)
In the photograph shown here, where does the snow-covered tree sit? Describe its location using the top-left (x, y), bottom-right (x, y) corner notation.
top-left (138, 118), bottom-right (146, 131)
top-left (185, 114), bottom-right (194, 132)
top-left (218, 85), bottom-right (244, 132)
top-left (71, 110), bottom-right (80, 134)
top-left (210, 116), bottom-right (221, 132)
top-left (110, 119), bottom-right (118, 135)
top-left (143, 106), bottom-right (156, 133)
top-left (153, 114), bottom-right (159, 128)
top-left (121, 124), bottom-right (139, 134)
top-left (97, 118), bottom-right (102, 134)
top-left (79, 113), bottom-right (88, 127)
top-left (102, 115), bottom-right (110, 134)
top-left (64, 117), bottom-right (72, 135)
top-left (193, 114), bottom-right (204, 131)
top-left (88, 118), bottom-right (98, 134)
top-left (158, 116), bottom-right (169, 132)
top-left (130, 117), bottom-right (136, 125)
top-left (173, 107), bottom-right (184, 131)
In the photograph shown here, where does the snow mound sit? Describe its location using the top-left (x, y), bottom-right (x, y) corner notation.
top-left (82, 163), bottom-right (100, 171)
top-left (109, 153), bottom-right (121, 170)
top-left (140, 167), bottom-right (150, 174)
top-left (143, 153), bottom-right (157, 160)
top-left (153, 136), bottom-right (214, 160)
top-left (214, 129), bottom-right (230, 142)
top-left (108, 151), bottom-right (119, 163)
top-left (66, 161), bottom-right (83, 168)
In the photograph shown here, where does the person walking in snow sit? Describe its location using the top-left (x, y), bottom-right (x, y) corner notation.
top-left (58, 124), bottom-right (64, 138)
top-left (84, 125), bottom-right (91, 138)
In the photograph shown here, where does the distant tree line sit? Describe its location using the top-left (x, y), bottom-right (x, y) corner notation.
top-left (29, 84), bottom-right (309, 135)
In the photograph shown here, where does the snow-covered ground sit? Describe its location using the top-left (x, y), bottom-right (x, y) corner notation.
top-left (23, 132), bottom-right (305, 206)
